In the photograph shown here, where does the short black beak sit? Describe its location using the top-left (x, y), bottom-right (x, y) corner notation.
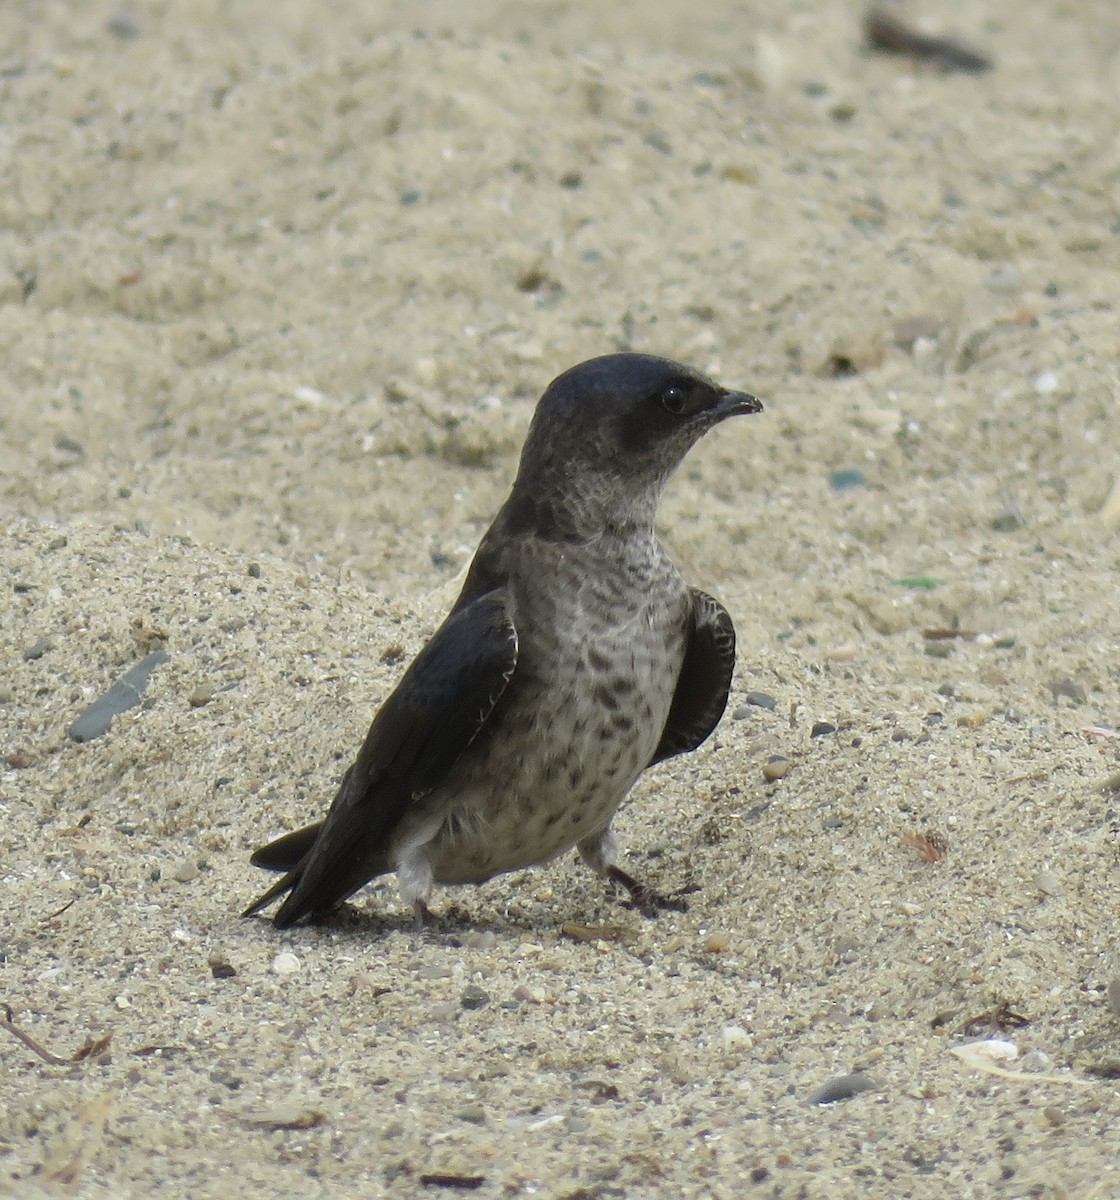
top-left (716, 389), bottom-right (764, 417)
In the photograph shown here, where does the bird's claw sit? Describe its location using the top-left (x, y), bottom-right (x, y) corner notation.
top-left (607, 866), bottom-right (698, 917)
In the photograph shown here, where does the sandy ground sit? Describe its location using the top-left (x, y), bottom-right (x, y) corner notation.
top-left (2, 0), bottom-right (1120, 1196)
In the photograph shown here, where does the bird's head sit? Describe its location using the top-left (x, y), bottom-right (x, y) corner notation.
top-left (508, 353), bottom-right (762, 540)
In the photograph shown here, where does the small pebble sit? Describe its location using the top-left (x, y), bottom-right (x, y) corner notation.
top-left (807, 1072), bottom-right (876, 1105)
top-left (171, 858), bottom-right (200, 883)
top-left (271, 952), bottom-right (301, 976)
top-left (24, 637), bottom-right (52, 661)
top-left (69, 649), bottom-right (171, 742)
top-left (1033, 370), bottom-right (1059, 395)
top-left (1108, 978), bottom-right (1120, 1019)
top-left (347, 972), bottom-right (388, 996)
top-left (460, 985), bottom-right (491, 1010)
top-left (106, 7), bottom-right (140, 39)
top-left (722, 1025), bottom-right (752, 1051)
top-left (1034, 870), bottom-right (1062, 898)
top-left (991, 506), bottom-right (1024, 532)
top-left (456, 1104), bottom-right (487, 1124)
top-left (833, 934), bottom-right (860, 960)
top-left (1042, 1106), bottom-right (1065, 1127)
top-left (810, 721), bottom-right (836, 738)
top-left (418, 964), bottom-right (453, 980)
top-left (1049, 677), bottom-right (1086, 704)
top-left (762, 756), bottom-right (791, 781)
top-left (1020, 1049), bottom-right (1054, 1073)
top-left (744, 691), bottom-right (777, 710)
top-left (702, 931), bottom-right (730, 952)
top-left (463, 930), bottom-right (498, 950)
top-left (188, 687), bottom-right (214, 708)
top-left (829, 468), bottom-right (866, 491)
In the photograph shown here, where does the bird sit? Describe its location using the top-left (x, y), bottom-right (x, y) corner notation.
top-left (243, 352), bottom-right (762, 928)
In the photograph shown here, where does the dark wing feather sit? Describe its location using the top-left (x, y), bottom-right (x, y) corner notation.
top-left (243, 588), bottom-right (518, 926)
top-left (649, 588), bottom-right (736, 765)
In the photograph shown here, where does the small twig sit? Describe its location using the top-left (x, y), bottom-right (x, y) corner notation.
top-left (419, 1174), bottom-right (486, 1191)
top-left (2, 1004), bottom-right (72, 1066)
top-left (1, 1004), bottom-right (111, 1068)
top-left (42, 896), bottom-right (79, 922)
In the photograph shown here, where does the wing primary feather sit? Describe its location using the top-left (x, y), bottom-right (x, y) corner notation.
top-left (242, 588), bottom-right (517, 925)
top-left (650, 588), bottom-right (736, 766)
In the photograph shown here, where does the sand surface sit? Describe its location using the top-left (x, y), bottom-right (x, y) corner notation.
top-left (2, 1), bottom-right (1119, 1196)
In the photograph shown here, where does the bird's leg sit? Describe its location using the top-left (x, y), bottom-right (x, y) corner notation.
top-left (399, 848), bottom-right (452, 938)
top-left (578, 828), bottom-right (690, 917)
top-left (413, 898), bottom-right (436, 930)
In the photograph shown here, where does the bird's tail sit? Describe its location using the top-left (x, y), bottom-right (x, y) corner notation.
top-left (248, 822), bottom-right (323, 871)
top-left (241, 822), bottom-right (323, 920)
top-left (241, 870), bottom-right (300, 919)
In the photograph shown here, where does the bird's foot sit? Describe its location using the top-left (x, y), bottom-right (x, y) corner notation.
top-left (412, 899), bottom-right (465, 947)
top-left (607, 865), bottom-right (697, 917)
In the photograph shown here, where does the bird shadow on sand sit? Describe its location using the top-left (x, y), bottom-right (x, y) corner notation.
top-left (238, 873), bottom-right (699, 945)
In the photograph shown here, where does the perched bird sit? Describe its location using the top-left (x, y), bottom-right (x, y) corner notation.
top-left (244, 353), bottom-right (762, 928)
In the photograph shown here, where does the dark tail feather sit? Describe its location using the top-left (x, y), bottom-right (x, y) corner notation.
top-left (241, 868), bottom-right (302, 919)
top-left (242, 822), bottom-right (324, 921)
top-left (249, 822), bottom-right (323, 871)
top-left (243, 817), bottom-right (392, 927)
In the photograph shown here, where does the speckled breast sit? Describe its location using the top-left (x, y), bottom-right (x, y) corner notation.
top-left (424, 535), bottom-right (690, 884)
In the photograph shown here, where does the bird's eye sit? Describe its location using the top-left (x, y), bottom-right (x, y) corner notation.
top-left (660, 386), bottom-right (687, 416)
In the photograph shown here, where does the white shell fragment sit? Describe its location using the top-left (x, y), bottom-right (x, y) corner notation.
top-left (950, 1039), bottom-right (1018, 1072)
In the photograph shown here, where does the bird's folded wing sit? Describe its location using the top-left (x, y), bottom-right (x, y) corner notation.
top-left (650, 588), bottom-right (736, 765)
top-left (244, 588), bottom-right (518, 924)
